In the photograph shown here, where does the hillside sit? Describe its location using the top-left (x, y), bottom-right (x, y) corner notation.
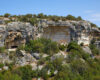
top-left (0, 14), bottom-right (100, 80)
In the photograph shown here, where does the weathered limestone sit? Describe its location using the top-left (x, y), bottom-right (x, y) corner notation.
top-left (0, 25), bottom-right (6, 47)
top-left (0, 22), bottom-right (34, 48)
top-left (38, 20), bottom-right (92, 46)
top-left (0, 20), bottom-right (99, 49)
top-left (16, 50), bottom-right (36, 66)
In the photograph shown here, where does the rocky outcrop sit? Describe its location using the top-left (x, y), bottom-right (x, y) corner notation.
top-left (82, 46), bottom-right (92, 54)
top-left (38, 20), bottom-right (92, 46)
top-left (0, 22), bottom-right (34, 48)
top-left (16, 50), bottom-right (36, 66)
top-left (0, 20), bottom-right (99, 48)
top-left (0, 20), bottom-right (4, 24)
top-left (0, 25), bottom-right (6, 47)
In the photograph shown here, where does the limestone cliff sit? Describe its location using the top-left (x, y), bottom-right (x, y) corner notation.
top-left (0, 22), bottom-right (34, 48)
top-left (38, 20), bottom-right (93, 46)
top-left (0, 20), bottom-right (100, 48)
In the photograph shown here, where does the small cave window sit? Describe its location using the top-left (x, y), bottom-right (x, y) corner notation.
top-left (11, 46), bottom-right (18, 48)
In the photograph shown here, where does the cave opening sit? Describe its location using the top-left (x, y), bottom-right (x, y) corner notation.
top-left (11, 46), bottom-right (18, 48)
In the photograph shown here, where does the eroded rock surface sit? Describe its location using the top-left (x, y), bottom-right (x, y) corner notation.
top-left (0, 20), bottom-right (100, 48)
top-left (39, 20), bottom-right (93, 46)
top-left (0, 22), bottom-right (34, 48)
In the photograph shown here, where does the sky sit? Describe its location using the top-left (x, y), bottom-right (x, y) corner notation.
top-left (0, 0), bottom-right (100, 26)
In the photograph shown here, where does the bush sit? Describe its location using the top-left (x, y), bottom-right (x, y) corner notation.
top-left (71, 59), bottom-right (88, 75)
top-left (44, 41), bottom-right (59, 55)
top-left (89, 44), bottom-right (100, 55)
top-left (17, 45), bottom-right (25, 51)
top-left (0, 63), bottom-right (4, 68)
top-left (39, 68), bottom-right (49, 80)
top-left (25, 40), bottom-right (44, 53)
top-left (0, 46), bottom-right (6, 53)
top-left (4, 13), bottom-right (11, 17)
top-left (67, 41), bottom-right (91, 62)
top-left (25, 38), bottom-right (59, 55)
top-left (67, 41), bottom-right (81, 52)
top-left (1, 71), bottom-right (22, 80)
top-left (66, 15), bottom-right (76, 20)
top-left (59, 44), bottom-right (67, 51)
top-left (18, 65), bottom-right (33, 80)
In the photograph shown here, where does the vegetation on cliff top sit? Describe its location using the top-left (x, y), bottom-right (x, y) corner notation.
top-left (1, 13), bottom-right (83, 25)
top-left (0, 13), bottom-right (98, 28)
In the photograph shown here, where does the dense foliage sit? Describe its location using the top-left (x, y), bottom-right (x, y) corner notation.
top-left (0, 40), bottom-right (100, 80)
top-left (0, 13), bottom-right (84, 25)
top-left (25, 38), bottom-right (59, 55)
top-left (1, 13), bottom-right (98, 28)
top-left (0, 46), bottom-right (6, 53)
top-left (89, 44), bottom-right (100, 55)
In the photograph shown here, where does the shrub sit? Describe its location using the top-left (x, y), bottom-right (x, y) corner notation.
top-left (39, 68), bottom-right (49, 80)
top-left (3, 71), bottom-right (22, 80)
top-left (17, 45), bottom-right (25, 51)
top-left (0, 63), bottom-right (4, 68)
top-left (25, 40), bottom-right (44, 53)
top-left (59, 44), bottom-right (67, 51)
top-left (67, 41), bottom-right (81, 52)
top-left (89, 44), bottom-right (100, 55)
top-left (4, 13), bottom-right (11, 17)
top-left (0, 46), bottom-right (6, 53)
top-left (18, 65), bottom-right (33, 80)
top-left (44, 41), bottom-right (59, 55)
top-left (25, 38), bottom-right (59, 55)
top-left (66, 15), bottom-right (76, 20)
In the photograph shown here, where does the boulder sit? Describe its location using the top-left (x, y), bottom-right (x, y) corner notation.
top-left (82, 46), bottom-right (92, 54)
top-left (32, 53), bottom-right (40, 59)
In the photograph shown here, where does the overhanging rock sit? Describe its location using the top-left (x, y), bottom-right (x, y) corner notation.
top-left (0, 22), bottom-right (34, 48)
top-left (38, 20), bottom-right (92, 46)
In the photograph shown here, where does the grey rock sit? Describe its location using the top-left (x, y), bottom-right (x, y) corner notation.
top-left (0, 22), bottom-right (34, 48)
top-left (3, 66), bottom-right (9, 70)
top-left (82, 46), bottom-right (92, 54)
top-left (39, 20), bottom-right (92, 46)
top-left (32, 53), bottom-right (40, 59)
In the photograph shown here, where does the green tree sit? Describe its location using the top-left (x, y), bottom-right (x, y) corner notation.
top-left (37, 13), bottom-right (44, 18)
top-left (29, 18), bottom-right (37, 25)
top-left (4, 13), bottom-right (11, 17)
top-left (26, 14), bottom-right (33, 18)
top-left (77, 16), bottom-right (82, 20)
top-left (66, 15), bottom-right (76, 20)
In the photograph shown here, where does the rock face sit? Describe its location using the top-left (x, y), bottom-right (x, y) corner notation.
top-left (91, 27), bottom-right (100, 48)
top-left (0, 25), bottom-right (6, 47)
top-left (16, 50), bottom-right (36, 66)
top-left (94, 41), bottom-right (100, 49)
top-left (0, 20), bottom-right (100, 48)
top-left (38, 20), bottom-right (92, 45)
top-left (0, 22), bottom-right (34, 48)
top-left (0, 20), bottom-right (4, 24)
